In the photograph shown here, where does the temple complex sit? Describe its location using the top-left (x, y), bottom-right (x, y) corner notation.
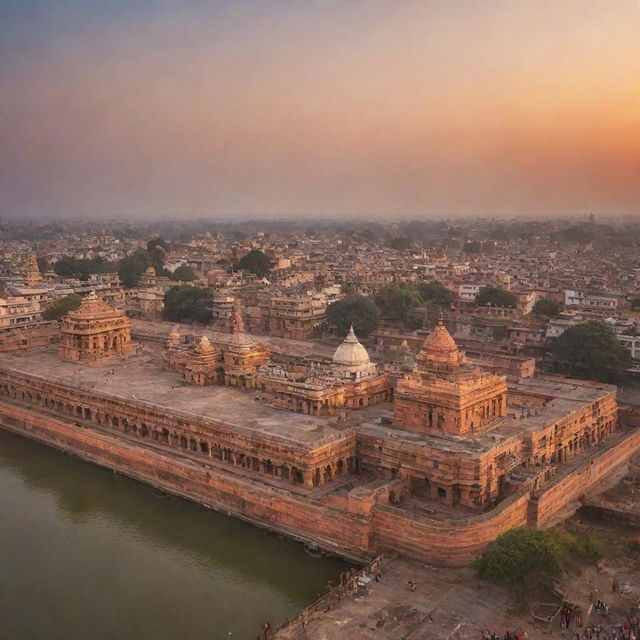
top-left (0, 312), bottom-right (637, 567)
top-left (59, 291), bottom-right (134, 363)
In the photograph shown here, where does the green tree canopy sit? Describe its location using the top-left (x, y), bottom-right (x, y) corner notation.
top-left (533, 298), bottom-right (562, 317)
top-left (171, 265), bottom-right (197, 282)
top-left (474, 528), bottom-right (566, 587)
top-left (37, 255), bottom-right (50, 273)
top-left (389, 236), bottom-right (412, 251)
top-left (463, 240), bottom-right (482, 253)
top-left (475, 526), bottom-right (601, 591)
top-left (417, 280), bottom-right (454, 308)
top-left (374, 284), bottom-right (423, 323)
top-left (146, 237), bottom-right (168, 274)
top-left (325, 296), bottom-right (381, 337)
top-left (235, 249), bottom-right (273, 278)
top-left (117, 249), bottom-right (151, 288)
top-left (54, 255), bottom-right (115, 279)
top-left (163, 286), bottom-right (213, 323)
top-left (551, 321), bottom-right (632, 381)
top-left (42, 294), bottom-right (83, 321)
top-left (475, 286), bottom-right (517, 308)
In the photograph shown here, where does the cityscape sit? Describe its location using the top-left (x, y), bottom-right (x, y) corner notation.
top-left (1, 1), bottom-right (639, 640)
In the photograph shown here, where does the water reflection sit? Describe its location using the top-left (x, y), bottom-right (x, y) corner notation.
top-left (0, 430), bottom-right (349, 640)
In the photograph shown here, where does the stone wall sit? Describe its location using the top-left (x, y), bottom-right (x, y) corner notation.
top-left (370, 427), bottom-right (640, 566)
top-left (531, 427), bottom-right (640, 527)
top-left (371, 490), bottom-right (532, 566)
top-left (0, 322), bottom-right (60, 352)
top-left (0, 383), bottom-right (638, 567)
top-left (0, 399), bottom-right (371, 562)
top-left (0, 366), bottom-right (356, 489)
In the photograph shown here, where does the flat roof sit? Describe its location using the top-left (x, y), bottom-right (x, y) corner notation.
top-left (361, 377), bottom-right (616, 457)
top-left (0, 348), bottom-right (386, 447)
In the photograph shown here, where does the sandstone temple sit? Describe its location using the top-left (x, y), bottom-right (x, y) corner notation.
top-left (59, 291), bottom-right (133, 363)
top-left (0, 297), bottom-right (638, 566)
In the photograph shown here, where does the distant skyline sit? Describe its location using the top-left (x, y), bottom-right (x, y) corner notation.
top-left (1, 1), bottom-right (638, 219)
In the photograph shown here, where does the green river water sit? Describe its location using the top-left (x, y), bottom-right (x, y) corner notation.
top-left (0, 429), bottom-right (349, 639)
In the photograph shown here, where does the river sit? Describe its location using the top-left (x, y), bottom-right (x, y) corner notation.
top-left (0, 430), bottom-right (349, 639)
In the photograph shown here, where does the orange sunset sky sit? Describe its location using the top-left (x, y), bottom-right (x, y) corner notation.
top-left (1, 0), bottom-right (638, 219)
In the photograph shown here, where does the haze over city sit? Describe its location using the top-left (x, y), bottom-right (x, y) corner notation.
top-left (1, 0), bottom-right (638, 220)
top-left (2, 2), bottom-right (640, 635)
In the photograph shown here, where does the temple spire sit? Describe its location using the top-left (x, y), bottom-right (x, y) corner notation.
top-left (25, 252), bottom-right (42, 288)
top-left (230, 304), bottom-right (245, 335)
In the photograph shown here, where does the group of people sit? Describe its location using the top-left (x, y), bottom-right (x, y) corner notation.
top-left (481, 629), bottom-right (528, 640)
top-left (573, 617), bottom-right (639, 640)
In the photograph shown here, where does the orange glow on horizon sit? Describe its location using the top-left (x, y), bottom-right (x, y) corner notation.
top-left (1, 0), bottom-right (638, 218)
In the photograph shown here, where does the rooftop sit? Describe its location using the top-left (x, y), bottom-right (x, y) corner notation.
top-left (362, 376), bottom-right (616, 457)
top-left (0, 348), bottom-right (390, 447)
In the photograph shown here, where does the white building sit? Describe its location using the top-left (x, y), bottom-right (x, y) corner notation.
top-left (618, 335), bottom-right (640, 362)
top-left (458, 283), bottom-right (485, 301)
top-left (564, 290), bottom-right (618, 311)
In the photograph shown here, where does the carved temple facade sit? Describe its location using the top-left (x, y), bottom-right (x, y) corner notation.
top-left (59, 291), bottom-right (134, 363)
top-left (0, 308), bottom-right (636, 566)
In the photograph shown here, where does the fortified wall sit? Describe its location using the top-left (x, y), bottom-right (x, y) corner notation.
top-left (0, 300), bottom-right (638, 566)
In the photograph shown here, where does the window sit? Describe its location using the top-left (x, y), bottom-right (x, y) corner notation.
top-left (437, 487), bottom-right (447, 498)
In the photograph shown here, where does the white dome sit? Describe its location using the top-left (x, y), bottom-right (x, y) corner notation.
top-left (333, 326), bottom-right (370, 367)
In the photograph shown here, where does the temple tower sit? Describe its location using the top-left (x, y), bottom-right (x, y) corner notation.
top-left (394, 315), bottom-right (507, 436)
top-left (24, 253), bottom-right (43, 288)
top-left (182, 335), bottom-right (221, 385)
top-left (223, 306), bottom-right (269, 387)
top-left (167, 325), bottom-right (181, 350)
top-left (59, 291), bottom-right (133, 363)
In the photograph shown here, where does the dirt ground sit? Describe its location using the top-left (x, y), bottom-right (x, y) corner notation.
top-left (274, 474), bottom-right (640, 640)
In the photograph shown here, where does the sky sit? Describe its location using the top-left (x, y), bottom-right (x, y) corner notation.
top-left (0, 0), bottom-right (638, 220)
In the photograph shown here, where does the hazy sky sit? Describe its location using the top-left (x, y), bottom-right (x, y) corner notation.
top-left (1, 1), bottom-right (638, 219)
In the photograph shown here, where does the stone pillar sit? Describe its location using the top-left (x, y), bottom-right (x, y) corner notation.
top-left (304, 470), bottom-right (314, 489)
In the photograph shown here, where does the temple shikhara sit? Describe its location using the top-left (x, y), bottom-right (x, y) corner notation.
top-left (59, 291), bottom-right (133, 363)
top-left (0, 294), bottom-right (638, 566)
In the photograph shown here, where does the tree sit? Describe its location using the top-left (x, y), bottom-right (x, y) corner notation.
top-left (37, 255), bottom-right (50, 273)
top-left (475, 526), bottom-right (601, 595)
top-left (325, 296), bottom-right (381, 337)
top-left (374, 284), bottom-right (423, 323)
top-left (54, 255), bottom-right (115, 279)
top-left (474, 528), bottom-right (566, 588)
top-left (42, 294), bottom-right (82, 321)
top-left (463, 240), bottom-right (482, 253)
top-left (475, 286), bottom-right (517, 308)
top-left (117, 249), bottom-right (151, 288)
top-left (163, 286), bottom-right (213, 323)
top-left (389, 236), bottom-right (412, 251)
top-left (235, 249), bottom-right (273, 278)
top-left (172, 265), bottom-right (197, 282)
top-left (533, 298), bottom-right (562, 317)
top-left (551, 321), bottom-right (632, 382)
top-left (146, 237), bottom-right (168, 274)
top-left (417, 280), bottom-right (454, 308)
